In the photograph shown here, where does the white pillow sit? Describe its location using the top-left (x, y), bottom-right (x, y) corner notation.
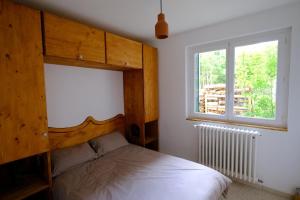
top-left (91, 132), bottom-right (128, 155)
top-left (52, 143), bottom-right (97, 177)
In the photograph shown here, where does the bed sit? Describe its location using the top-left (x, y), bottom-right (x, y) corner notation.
top-left (48, 114), bottom-right (231, 200)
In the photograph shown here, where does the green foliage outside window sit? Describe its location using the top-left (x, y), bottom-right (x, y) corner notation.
top-left (198, 41), bottom-right (278, 119)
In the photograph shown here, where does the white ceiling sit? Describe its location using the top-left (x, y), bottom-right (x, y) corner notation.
top-left (17, 0), bottom-right (299, 42)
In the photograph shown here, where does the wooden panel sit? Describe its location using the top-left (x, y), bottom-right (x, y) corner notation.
top-left (43, 12), bottom-right (105, 64)
top-left (48, 114), bottom-right (125, 150)
top-left (106, 33), bottom-right (142, 69)
top-left (0, 0), bottom-right (49, 164)
top-left (42, 152), bottom-right (52, 188)
top-left (123, 70), bottom-right (145, 145)
top-left (143, 45), bottom-right (159, 122)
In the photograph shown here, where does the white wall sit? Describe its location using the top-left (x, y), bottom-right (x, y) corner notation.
top-left (152, 2), bottom-right (300, 194)
top-left (44, 64), bottom-right (124, 127)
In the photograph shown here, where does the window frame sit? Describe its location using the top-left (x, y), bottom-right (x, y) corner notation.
top-left (186, 28), bottom-right (291, 128)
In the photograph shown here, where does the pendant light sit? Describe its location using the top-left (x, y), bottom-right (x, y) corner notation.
top-left (155, 0), bottom-right (168, 39)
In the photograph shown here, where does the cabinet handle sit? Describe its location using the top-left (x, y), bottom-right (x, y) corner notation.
top-left (43, 132), bottom-right (48, 137)
top-left (78, 54), bottom-right (84, 60)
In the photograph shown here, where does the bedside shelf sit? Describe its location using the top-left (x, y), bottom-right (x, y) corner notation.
top-left (144, 120), bottom-right (159, 151)
top-left (0, 152), bottom-right (52, 200)
top-left (0, 176), bottom-right (49, 200)
top-left (145, 136), bottom-right (158, 145)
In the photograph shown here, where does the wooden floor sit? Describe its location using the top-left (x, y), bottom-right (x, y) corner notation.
top-left (221, 182), bottom-right (290, 200)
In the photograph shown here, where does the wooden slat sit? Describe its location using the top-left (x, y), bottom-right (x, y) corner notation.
top-left (106, 33), bottom-right (142, 69)
top-left (43, 152), bottom-right (52, 188)
top-left (143, 45), bottom-right (159, 123)
top-left (0, 0), bottom-right (49, 164)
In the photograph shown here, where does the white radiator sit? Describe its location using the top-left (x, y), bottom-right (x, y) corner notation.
top-left (196, 124), bottom-right (260, 183)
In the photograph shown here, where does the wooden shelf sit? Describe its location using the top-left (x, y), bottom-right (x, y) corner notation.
top-left (145, 136), bottom-right (158, 145)
top-left (144, 120), bottom-right (159, 151)
top-left (187, 117), bottom-right (288, 132)
top-left (0, 177), bottom-right (49, 200)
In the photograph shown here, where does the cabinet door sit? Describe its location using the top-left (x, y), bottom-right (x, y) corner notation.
top-left (0, 0), bottom-right (49, 164)
top-left (143, 45), bottom-right (159, 122)
top-left (106, 33), bottom-right (142, 69)
top-left (43, 12), bottom-right (105, 64)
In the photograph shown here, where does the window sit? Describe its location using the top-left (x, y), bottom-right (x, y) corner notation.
top-left (187, 28), bottom-right (290, 128)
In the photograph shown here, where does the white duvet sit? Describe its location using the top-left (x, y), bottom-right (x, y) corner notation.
top-left (53, 144), bottom-right (231, 200)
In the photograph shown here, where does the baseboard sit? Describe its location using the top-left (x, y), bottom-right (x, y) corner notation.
top-left (230, 177), bottom-right (293, 199)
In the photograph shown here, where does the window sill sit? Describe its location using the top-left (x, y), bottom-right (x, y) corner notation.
top-left (186, 117), bottom-right (288, 132)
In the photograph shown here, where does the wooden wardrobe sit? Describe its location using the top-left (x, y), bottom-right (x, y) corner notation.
top-left (0, 0), bottom-right (49, 165)
top-left (0, 0), bottom-right (159, 198)
top-left (0, 1), bottom-right (52, 199)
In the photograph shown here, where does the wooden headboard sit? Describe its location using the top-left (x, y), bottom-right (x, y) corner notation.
top-left (48, 114), bottom-right (125, 150)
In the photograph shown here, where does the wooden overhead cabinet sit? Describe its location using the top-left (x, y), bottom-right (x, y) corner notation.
top-left (0, 0), bottom-right (49, 164)
top-left (43, 12), bottom-right (106, 68)
top-left (106, 33), bottom-right (143, 69)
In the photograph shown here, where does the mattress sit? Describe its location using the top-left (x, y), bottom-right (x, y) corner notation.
top-left (53, 144), bottom-right (231, 200)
